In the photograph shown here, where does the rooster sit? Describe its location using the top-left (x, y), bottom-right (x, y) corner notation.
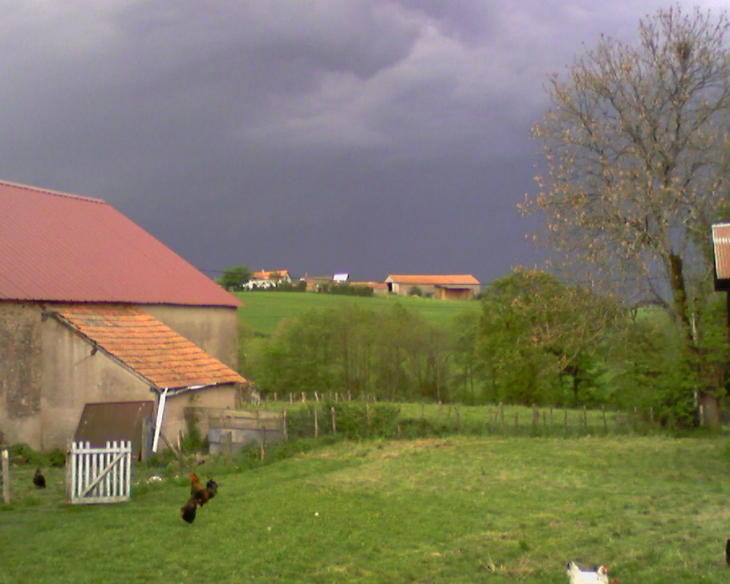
top-left (33, 468), bottom-right (46, 489)
top-left (566, 561), bottom-right (609, 584)
top-left (180, 496), bottom-right (198, 524)
top-left (190, 473), bottom-right (216, 507)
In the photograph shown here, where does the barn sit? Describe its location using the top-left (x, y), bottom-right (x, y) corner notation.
top-left (384, 274), bottom-right (481, 300)
top-left (0, 180), bottom-right (245, 453)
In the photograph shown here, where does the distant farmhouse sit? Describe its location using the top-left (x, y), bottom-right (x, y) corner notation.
top-left (300, 274), bottom-right (349, 292)
top-left (244, 269), bottom-right (292, 290)
top-left (252, 269), bottom-right (291, 284)
top-left (384, 274), bottom-right (481, 300)
top-left (0, 180), bottom-right (245, 454)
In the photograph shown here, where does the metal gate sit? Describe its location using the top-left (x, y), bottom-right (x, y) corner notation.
top-left (66, 440), bottom-right (132, 504)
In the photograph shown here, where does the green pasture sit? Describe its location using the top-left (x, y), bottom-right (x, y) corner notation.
top-left (234, 291), bottom-right (479, 335)
top-left (2, 435), bottom-right (730, 583)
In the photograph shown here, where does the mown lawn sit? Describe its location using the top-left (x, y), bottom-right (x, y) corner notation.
top-left (1, 436), bottom-right (730, 583)
top-left (234, 291), bottom-right (479, 335)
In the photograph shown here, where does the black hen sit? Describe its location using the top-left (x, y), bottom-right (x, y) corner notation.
top-left (180, 496), bottom-right (198, 524)
top-left (33, 468), bottom-right (46, 489)
top-left (205, 478), bottom-right (219, 499)
top-left (726, 538), bottom-right (730, 566)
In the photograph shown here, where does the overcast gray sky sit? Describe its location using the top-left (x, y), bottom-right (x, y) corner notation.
top-left (2, 1), bottom-right (726, 283)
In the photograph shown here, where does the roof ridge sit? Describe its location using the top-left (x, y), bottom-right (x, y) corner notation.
top-left (0, 179), bottom-right (106, 204)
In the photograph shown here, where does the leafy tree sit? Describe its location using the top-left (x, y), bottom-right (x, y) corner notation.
top-left (218, 264), bottom-right (252, 291)
top-left (522, 6), bottom-right (730, 424)
top-left (477, 269), bottom-right (626, 406)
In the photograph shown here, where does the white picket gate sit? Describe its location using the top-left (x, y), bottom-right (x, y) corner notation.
top-left (66, 440), bottom-right (132, 504)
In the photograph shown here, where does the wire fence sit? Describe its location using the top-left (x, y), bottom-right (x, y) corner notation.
top-left (240, 394), bottom-right (676, 440)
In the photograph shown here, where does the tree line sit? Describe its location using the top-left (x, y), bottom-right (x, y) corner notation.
top-left (239, 268), bottom-right (728, 428)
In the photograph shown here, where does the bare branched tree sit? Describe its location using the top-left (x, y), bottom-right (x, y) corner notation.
top-left (521, 5), bottom-right (730, 424)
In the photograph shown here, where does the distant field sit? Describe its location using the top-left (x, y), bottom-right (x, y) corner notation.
top-left (2, 436), bottom-right (730, 583)
top-left (234, 291), bottom-right (480, 335)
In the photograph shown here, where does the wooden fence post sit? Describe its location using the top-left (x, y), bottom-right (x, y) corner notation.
top-left (2, 448), bottom-right (9, 504)
top-left (331, 406), bottom-right (337, 437)
top-left (499, 402), bottom-right (505, 430)
top-left (314, 407), bottom-right (319, 438)
top-left (283, 408), bottom-right (289, 442)
top-left (260, 426), bottom-right (266, 460)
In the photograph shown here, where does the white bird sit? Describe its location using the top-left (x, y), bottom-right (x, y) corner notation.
top-left (566, 561), bottom-right (609, 584)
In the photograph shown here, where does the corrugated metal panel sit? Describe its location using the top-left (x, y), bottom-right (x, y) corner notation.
top-left (51, 303), bottom-right (245, 389)
top-left (0, 180), bottom-right (242, 307)
top-left (712, 223), bottom-right (730, 281)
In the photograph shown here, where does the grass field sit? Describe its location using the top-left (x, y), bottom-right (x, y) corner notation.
top-left (2, 435), bottom-right (730, 583)
top-left (234, 291), bottom-right (480, 335)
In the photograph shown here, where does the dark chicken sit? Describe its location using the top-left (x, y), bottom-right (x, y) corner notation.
top-left (190, 473), bottom-right (217, 506)
top-left (180, 496), bottom-right (198, 524)
top-left (33, 468), bottom-right (46, 489)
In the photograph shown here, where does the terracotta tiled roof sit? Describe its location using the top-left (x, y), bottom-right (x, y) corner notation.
top-left (50, 304), bottom-right (245, 390)
top-left (385, 274), bottom-right (480, 286)
top-left (0, 180), bottom-right (242, 307)
top-left (713, 224), bottom-right (730, 280)
top-left (252, 270), bottom-right (290, 280)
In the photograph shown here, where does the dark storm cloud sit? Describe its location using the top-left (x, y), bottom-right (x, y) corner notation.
top-left (0, 1), bottom-right (722, 282)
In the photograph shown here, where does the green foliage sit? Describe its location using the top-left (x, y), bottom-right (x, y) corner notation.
top-left (47, 449), bottom-right (67, 467)
top-left (475, 268), bottom-right (626, 407)
top-left (251, 303), bottom-right (453, 402)
top-left (217, 264), bottom-right (252, 291)
top-left (318, 283), bottom-right (374, 296)
top-left (409, 285), bottom-right (423, 297)
top-left (7, 443), bottom-right (48, 466)
top-left (181, 413), bottom-right (208, 453)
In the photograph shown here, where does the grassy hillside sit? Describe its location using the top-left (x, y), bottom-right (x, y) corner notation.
top-left (2, 436), bottom-right (730, 583)
top-left (234, 291), bottom-right (480, 335)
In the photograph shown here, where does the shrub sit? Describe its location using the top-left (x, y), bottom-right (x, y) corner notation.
top-left (7, 443), bottom-right (48, 466)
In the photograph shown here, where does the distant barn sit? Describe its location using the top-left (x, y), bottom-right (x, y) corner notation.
top-left (384, 274), bottom-right (481, 300)
top-left (0, 180), bottom-right (245, 454)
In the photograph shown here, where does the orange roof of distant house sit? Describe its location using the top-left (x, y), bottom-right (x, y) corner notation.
top-left (0, 180), bottom-right (242, 307)
top-left (50, 304), bottom-right (245, 391)
top-left (252, 270), bottom-right (289, 280)
top-left (713, 224), bottom-right (730, 280)
top-left (385, 274), bottom-right (480, 286)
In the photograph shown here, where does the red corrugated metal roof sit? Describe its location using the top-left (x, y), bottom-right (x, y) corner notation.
top-left (712, 223), bottom-right (730, 280)
top-left (0, 180), bottom-right (242, 307)
top-left (51, 304), bottom-right (245, 390)
top-left (385, 274), bottom-right (480, 286)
